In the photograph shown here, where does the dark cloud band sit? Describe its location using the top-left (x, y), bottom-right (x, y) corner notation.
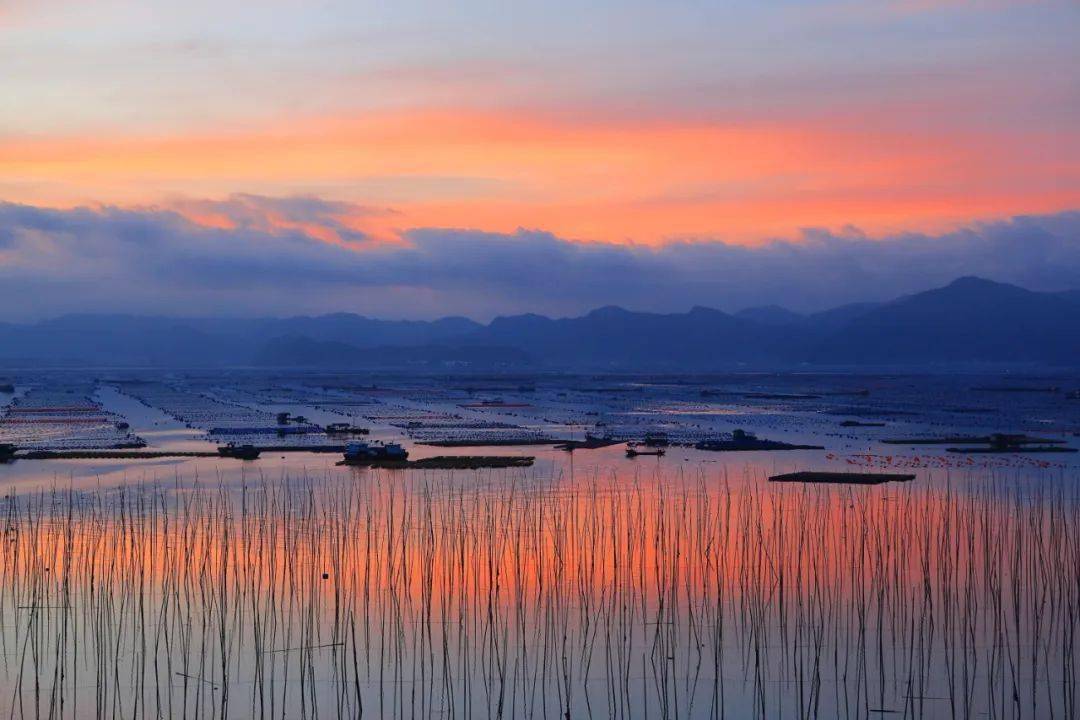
top-left (0, 197), bottom-right (1077, 320)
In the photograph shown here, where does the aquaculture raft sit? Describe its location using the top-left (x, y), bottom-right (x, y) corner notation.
top-left (883, 434), bottom-right (1067, 447)
top-left (947, 446), bottom-right (1076, 454)
top-left (626, 446), bottom-right (665, 457)
top-left (769, 471), bottom-right (915, 485)
top-left (554, 437), bottom-right (622, 451)
top-left (695, 430), bottom-right (822, 452)
top-left (419, 438), bottom-right (559, 447)
top-left (14, 445), bottom-right (349, 460)
top-left (337, 456), bottom-right (534, 469)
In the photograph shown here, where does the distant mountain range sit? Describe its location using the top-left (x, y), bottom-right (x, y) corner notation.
top-left (1, 277), bottom-right (1078, 369)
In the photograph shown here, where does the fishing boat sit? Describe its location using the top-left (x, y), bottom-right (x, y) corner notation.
top-left (626, 444), bottom-right (665, 457)
top-left (217, 443), bottom-right (261, 460)
top-left (342, 441), bottom-right (408, 465)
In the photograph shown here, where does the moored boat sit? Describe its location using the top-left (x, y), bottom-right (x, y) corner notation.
top-left (342, 441), bottom-right (408, 465)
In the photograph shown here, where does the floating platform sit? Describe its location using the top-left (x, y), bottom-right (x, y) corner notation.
top-left (19, 450), bottom-right (220, 460)
top-left (769, 471), bottom-right (915, 485)
top-left (259, 444), bottom-right (346, 453)
top-left (883, 435), bottom-right (1066, 446)
top-left (626, 447), bottom-right (665, 457)
top-left (338, 455), bottom-right (534, 469)
top-left (419, 438), bottom-right (558, 447)
top-left (208, 426), bottom-right (322, 435)
top-left (947, 446), bottom-right (1077, 454)
top-left (696, 428), bottom-right (823, 452)
top-left (554, 437), bottom-right (622, 451)
top-left (14, 445), bottom-right (348, 461)
top-left (324, 424), bottom-right (370, 435)
top-left (695, 439), bottom-right (823, 452)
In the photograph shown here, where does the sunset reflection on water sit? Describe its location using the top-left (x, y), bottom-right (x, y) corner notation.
top-left (0, 459), bottom-right (1076, 718)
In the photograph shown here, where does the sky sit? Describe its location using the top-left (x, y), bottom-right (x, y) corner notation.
top-left (1, 0), bottom-right (1078, 319)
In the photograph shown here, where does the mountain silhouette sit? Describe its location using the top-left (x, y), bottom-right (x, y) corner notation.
top-left (0, 277), bottom-right (1076, 368)
top-left (810, 276), bottom-right (1080, 364)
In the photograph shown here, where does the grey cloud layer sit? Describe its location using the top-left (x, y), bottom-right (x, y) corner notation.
top-left (1, 198), bottom-right (1077, 320)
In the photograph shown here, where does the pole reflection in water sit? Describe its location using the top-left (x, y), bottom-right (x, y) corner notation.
top-left (0, 466), bottom-right (1076, 718)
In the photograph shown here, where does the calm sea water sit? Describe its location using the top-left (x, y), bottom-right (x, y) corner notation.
top-left (0, 372), bottom-right (1077, 718)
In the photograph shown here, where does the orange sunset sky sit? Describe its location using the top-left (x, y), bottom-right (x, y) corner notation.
top-left (1, 0), bottom-right (1078, 318)
top-left (2, 0), bottom-right (1077, 246)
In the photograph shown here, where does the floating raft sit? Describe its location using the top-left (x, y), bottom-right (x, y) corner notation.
top-left (208, 426), bottom-right (322, 435)
top-left (947, 446), bottom-right (1076, 454)
top-left (626, 447), bottom-right (665, 457)
top-left (419, 438), bottom-right (558, 447)
top-left (769, 471), bottom-right (915, 485)
top-left (15, 445), bottom-right (348, 460)
top-left (554, 438), bottom-right (622, 451)
top-left (696, 440), bottom-right (824, 452)
top-left (883, 435), bottom-right (1065, 446)
top-left (19, 450), bottom-right (219, 460)
top-left (338, 456), bottom-right (535, 469)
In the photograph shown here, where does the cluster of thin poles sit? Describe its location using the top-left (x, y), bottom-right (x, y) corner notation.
top-left (0, 468), bottom-right (1076, 718)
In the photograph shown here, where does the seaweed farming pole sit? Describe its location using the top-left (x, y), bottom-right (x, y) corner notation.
top-left (0, 468), bottom-right (1075, 716)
